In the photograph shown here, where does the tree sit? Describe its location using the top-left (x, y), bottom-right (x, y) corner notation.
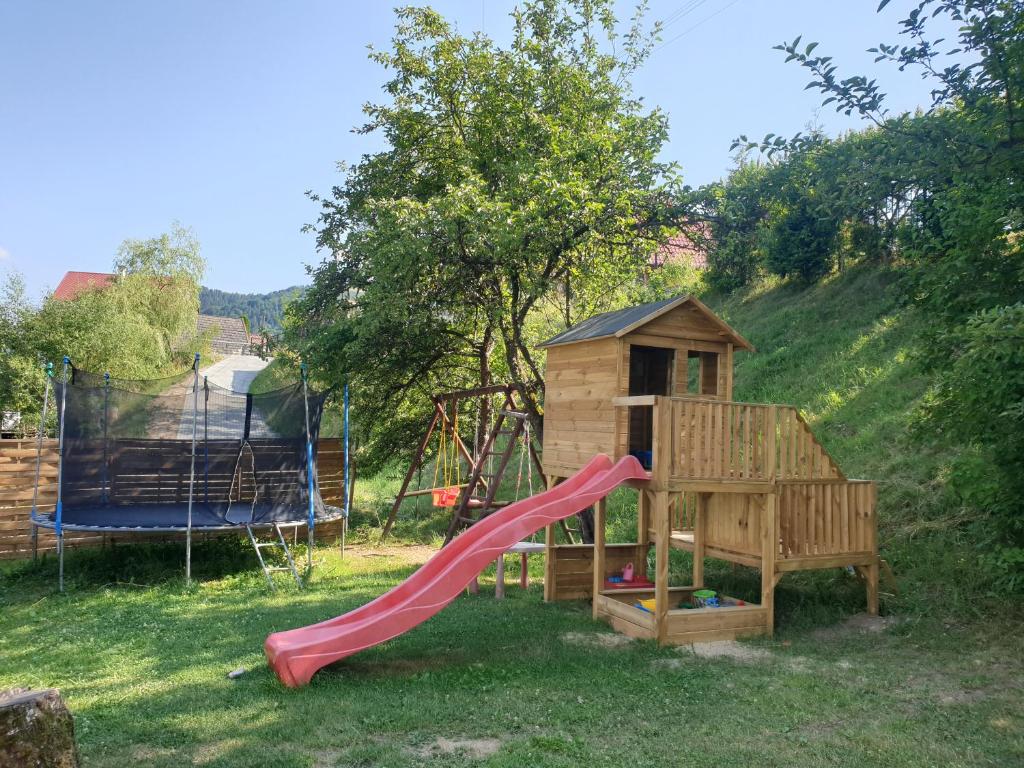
top-left (292, 0), bottom-right (678, 469)
top-left (0, 272), bottom-right (45, 431)
top-left (763, 0), bottom-right (1024, 585)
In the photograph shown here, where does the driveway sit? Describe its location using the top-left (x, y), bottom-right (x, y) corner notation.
top-left (176, 354), bottom-right (273, 439)
top-left (200, 354), bottom-right (271, 392)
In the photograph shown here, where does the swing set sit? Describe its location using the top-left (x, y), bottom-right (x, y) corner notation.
top-left (380, 384), bottom-right (577, 544)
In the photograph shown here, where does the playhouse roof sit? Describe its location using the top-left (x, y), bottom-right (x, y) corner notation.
top-left (539, 295), bottom-right (755, 351)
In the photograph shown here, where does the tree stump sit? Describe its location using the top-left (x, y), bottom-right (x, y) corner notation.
top-left (0, 688), bottom-right (80, 767)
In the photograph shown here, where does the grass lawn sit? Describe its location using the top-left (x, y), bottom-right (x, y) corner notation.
top-left (2, 539), bottom-right (1022, 767)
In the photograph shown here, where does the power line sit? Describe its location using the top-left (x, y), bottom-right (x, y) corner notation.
top-left (661, 0), bottom-right (712, 30)
top-left (654, 0), bottom-right (745, 53)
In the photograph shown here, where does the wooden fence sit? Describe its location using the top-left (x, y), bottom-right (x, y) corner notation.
top-left (667, 398), bottom-right (844, 483)
top-left (0, 438), bottom-right (348, 560)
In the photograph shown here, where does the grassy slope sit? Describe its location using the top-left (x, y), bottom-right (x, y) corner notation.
top-left (708, 266), bottom-right (990, 612)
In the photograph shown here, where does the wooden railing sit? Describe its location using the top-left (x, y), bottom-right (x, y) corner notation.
top-left (777, 479), bottom-right (876, 560)
top-left (613, 396), bottom-right (844, 484)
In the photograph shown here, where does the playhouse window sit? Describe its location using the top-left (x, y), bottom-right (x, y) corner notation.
top-left (627, 345), bottom-right (674, 466)
top-left (685, 351), bottom-right (720, 397)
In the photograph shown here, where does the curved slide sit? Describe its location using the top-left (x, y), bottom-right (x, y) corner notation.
top-left (265, 454), bottom-right (647, 687)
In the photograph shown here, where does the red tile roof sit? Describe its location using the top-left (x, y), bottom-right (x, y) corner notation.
top-left (53, 271), bottom-right (117, 301)
top-left (652, 224), bottom-right (711, 270)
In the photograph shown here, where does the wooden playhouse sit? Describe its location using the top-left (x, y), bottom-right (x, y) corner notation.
top-left (539, 295), bottom-right (881, 644)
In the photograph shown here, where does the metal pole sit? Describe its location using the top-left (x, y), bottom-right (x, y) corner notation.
top-left (203, 376), bottom-right (209, 504)
top-left (342, 383), bottom-right (349, 558)
top-left (56, 357), bottom-right (69, 592)
top-left (301, 363), bottom-right (314, 573)
top-left (185, 354), bottom-right (200, 585)
top-left (31, 363), bottom-right (53, 562)
top-left (101, 372), bottom-right (110, 504)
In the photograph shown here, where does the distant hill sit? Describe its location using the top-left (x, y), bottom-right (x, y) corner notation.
top-left (199, 286), bottom-right (304, 331)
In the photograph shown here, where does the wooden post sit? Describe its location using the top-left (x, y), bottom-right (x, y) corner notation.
top-left (495, 555), bottom-right (505, 599)
top-left (866, 482), bottom-right (879, 615)
top-left (761, 492), bottom-right (778, 636)
top-left (592, 496), bottom-right (607, 619)
top-left (654, 490), bottom-right (670, 644)
top-left (766, 405), bottom-right (778, 481)
top-left (543, 476), bottom-right (559, 602)
top-left (693, 492), bottom-right (706, 588)
top-left (635, 489), bottom-right (650, 581)
top-left (651, 397), bottom-right (672, 489)
top-left (865, 560), bottom-right (880, 616)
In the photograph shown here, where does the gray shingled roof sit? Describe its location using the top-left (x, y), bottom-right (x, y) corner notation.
top-left (197, 314), bottom-right (249, 346)
top-left (539, 294), bottom-right (755, 351)
top-left (540, 296), bottom-right (682, 347)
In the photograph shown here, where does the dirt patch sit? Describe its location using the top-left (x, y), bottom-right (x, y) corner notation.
top-left (812, 613), bottom-right (898, 641)
top-left (560, 631), bottom-right (636, 649)
top-left (651, 657), bottom-right (688, 670)
top-left (193, 738), bottom-right (245, 764)
top-left (937, 689), bottom-right (990, 706)
top-left (131, 745), bottom-right (177, 761)
top-left (411, 737), bottom-right (502, 760)
top-left (310, 747), bottom-right (346, 768)
top-left (686, 641), bottom-right (774, 663)
top-left (347, 545), bottom-right (437, 565)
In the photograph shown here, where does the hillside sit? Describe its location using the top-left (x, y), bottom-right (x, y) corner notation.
top-left (708, 266), bottom-right (980, 605)
top-left (199, 285), bottom-right (304, 331)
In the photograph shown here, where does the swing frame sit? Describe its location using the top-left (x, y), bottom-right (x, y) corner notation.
top-left (380, 384), bottom-right (547, 541)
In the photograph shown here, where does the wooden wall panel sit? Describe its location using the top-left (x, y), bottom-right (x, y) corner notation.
top-left (542, 339), bottom-right (620, 475)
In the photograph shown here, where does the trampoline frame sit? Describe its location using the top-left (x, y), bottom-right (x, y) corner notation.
top-left (28, 355), bottom-right (351, 591)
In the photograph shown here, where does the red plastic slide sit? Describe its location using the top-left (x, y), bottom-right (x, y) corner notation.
top-left (265, 454), bottom-right (647, 687)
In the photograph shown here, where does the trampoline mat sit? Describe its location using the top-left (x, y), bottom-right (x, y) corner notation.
top-left (34, 503), bottom-right (342, 532)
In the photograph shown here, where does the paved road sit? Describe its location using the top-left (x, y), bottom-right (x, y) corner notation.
top-left (199, 354), bottom-right (271, 392)
top-left (177, 355), bottom-right (273, 439)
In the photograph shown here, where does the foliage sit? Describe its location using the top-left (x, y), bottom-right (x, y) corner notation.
top-left (702, 0), bottom-right (1024, 587)
top-left (199, 285), bottom-right (302, 331)
top-left (0, 226), bottom-right (206, 430)
top-left (291, 0), bottom-right (679, 470)
top-left (0, 272), bottom-right (46, 429)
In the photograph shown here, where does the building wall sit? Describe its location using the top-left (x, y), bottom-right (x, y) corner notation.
top-left (541, 337), bottom-right (620, 477)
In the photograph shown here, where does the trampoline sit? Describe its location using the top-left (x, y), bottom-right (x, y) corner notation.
top-left (30, 355), bottom-right (351, 589)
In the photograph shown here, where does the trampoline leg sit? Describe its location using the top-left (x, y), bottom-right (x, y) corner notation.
top-left (31, 523), bottom-right (38, 562)
top-left (186, 529), bottom-right (192, 585)
top-left (307, 526), bottom-right (313, 573)
top-left (57, 534), bottom-right (64, 593)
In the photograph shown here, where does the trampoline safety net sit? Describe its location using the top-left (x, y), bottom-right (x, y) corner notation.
top-left (45, 364), bottom-right (336, 531)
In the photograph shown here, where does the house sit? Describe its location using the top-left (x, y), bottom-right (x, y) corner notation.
top-left (650, 224), bottom-right (711, 270)
top-left (197, 314), bottom-right (250, 356)
top-left (52, 271), bottom-right (117, 301)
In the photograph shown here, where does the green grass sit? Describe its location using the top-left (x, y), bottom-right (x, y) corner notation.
top-left (2, 542), bottom-right (1022, 767)
top-left (249, 358), bottom-right (297, 395)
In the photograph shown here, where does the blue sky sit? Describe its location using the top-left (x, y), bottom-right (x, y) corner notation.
top-left (0, 1), bottom-right (953, 297)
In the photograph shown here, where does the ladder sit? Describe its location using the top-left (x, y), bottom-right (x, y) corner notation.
top-left (444, 396), bottom-right (527, 544)
top-left (246, 524), bottom-right (303, 588)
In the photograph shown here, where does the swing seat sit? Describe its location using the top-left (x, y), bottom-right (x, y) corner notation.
top-left (432, 486), bottom-right (462, 507)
